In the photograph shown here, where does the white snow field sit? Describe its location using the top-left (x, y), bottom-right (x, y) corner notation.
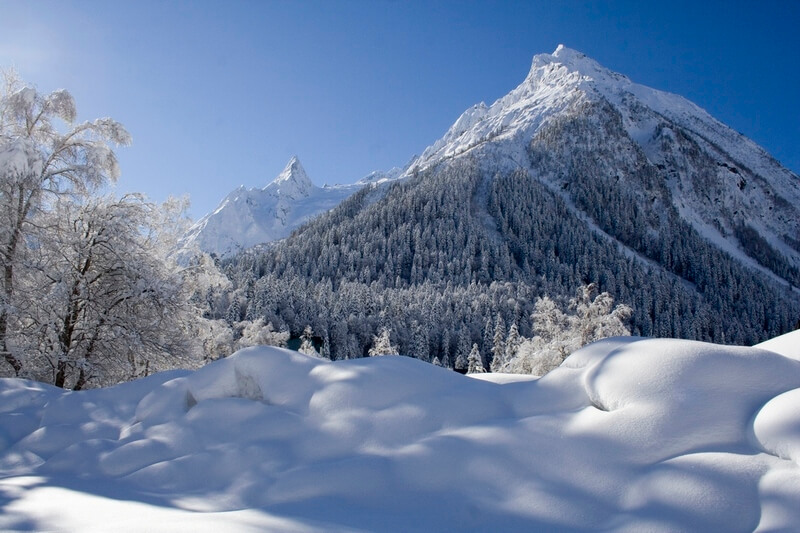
top-left (1, 332), bottom-right (800, 532)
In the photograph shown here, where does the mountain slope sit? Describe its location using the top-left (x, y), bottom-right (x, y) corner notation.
top-left (413, 45), bottom-right (800, 278)
top-left (219, 46), bottom-right (800, 360)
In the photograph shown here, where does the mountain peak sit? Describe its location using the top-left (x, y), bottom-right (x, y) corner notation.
top-left (552, 44), bottom-right (584, 60)
top-left (273, 155), bottom-right (308, 183)
top-left (526, 45), bottom-right (625, 88)
top-left (267, 156), bottom-right (314, 197)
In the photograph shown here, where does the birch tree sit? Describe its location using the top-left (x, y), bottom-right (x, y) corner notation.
top-left (1, 71), bottom-right (131, 376)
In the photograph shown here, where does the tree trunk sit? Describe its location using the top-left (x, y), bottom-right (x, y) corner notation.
top-left (0, 312), bottom-right (22, 376)
top-left (73, 368), bottom-right (86, 391)
top-left (55, 359), bottom-right (68, 388)
top-left (0, 262), bottom-right (22, 375)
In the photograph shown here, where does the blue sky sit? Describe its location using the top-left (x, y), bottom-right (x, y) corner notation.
top-left (1, 0), bottom-right (798, 219)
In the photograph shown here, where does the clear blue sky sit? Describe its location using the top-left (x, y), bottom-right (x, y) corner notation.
top-left (2, 0), bottom-right (798, 219)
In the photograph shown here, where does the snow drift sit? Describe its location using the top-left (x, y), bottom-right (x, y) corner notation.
top-left (1, 333), bottom-right (800, 531)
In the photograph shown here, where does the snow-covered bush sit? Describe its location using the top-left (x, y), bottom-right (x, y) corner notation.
top-left (234, 318), bottom-right (289, 351)
top-left (504, 283), bottom-right (632, 375)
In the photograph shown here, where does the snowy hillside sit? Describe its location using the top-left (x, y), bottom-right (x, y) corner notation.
top-left (179, 157), bottom-right (367, 258)
top-left (1, 332), bottom-right (799, 531)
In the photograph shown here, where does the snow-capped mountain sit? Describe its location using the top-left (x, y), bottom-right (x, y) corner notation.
top-left (411, 45), bottom-right (800, 274)
top-left (181, 157), bottom-right (409, 258)
top-left (180, 157), bottom-right (363, 258)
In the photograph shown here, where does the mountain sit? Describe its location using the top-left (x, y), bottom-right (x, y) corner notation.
top-left (219, 46), bottom-right (800, 360)
top-left (411, 45), bottom-right (800, 281)
top-left (180, 156), bottom-right (401, 258)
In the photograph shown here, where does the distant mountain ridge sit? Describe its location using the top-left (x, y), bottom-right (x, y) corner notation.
top-left (215, 45), bottom-right (799, 359)
top-left (179, 157), bottom-right (406, 258)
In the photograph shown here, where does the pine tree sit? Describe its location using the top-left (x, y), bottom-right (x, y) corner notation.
top-left (491, 314), bottom-right (506, 372)
top-left (505, 323), bottom-right (521, 363)
top-left (299, 325), bottom-right (319, 357)
top-left (411, 320), bottom-right (430, 362)
top-left (368, 327), bottom-right (397, 356)
top-left (321, 330), bottom-right (332, 360)
top-left (454, 327), bottom-right (471, 371)
top-left (467, 344), bottom-right (485, 373)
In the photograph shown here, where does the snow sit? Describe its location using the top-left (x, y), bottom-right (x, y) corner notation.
top-left (182, 46), bottom-right (799, 275)
top-left (179, 156), bottom-right (409, 258)
top-left (178, 156), bottom-right (364, 258)
top-left (0, 139), bottom-right (43, 178)
top-left (755, 329), bottom-right (800, 361)
top-left (1, 335), bottom-right (799, 531)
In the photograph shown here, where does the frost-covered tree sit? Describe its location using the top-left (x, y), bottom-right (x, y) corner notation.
top-left (467, 344), bottom-right (485, 373)
top-left (299, 325), bottom-right (320, 357)
top-left (320, 330), bottom-right (332, 360)
top-left (20, 194), bottom-right (203, 388)
top-left (1, 71), bottom-right (131, 376)
top-left (234, 318), bottom-right (289, 351)
top-left (491, 314), bottom-right (507, 372)
top-left (505, 284), bottom-right (632, 376)
top-left (194, 318), bottom-right (234, 363)
top-left (411, 320), bottom-right (430, 362)
top-left (368, 327), bottom-right (397, 356)
top-left (568, 283), bottom-right (632, 345)
top-left (454, 327), bottom-right (471, 371)
top-left (505, 323), bottom-right (521, 362)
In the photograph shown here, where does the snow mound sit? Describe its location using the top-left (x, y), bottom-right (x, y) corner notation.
top-left (754, 387), bottom-right (800, 463)
top-left (755, 329), bottom-right (800, 361)
top-left (1, 337), bottom-right (800, 531)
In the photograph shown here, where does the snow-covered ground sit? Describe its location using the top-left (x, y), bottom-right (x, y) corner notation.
top-left (1, 332), bottom-right (799, 532)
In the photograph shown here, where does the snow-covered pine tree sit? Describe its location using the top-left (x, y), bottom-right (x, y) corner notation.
top-left (454, 327), bottom-right (471, 371)
top-left (441, 353), bottom-right (452, 369)
top-left (321, 330), bottom-right (332, 360)
top-left (505, 323), bottom-right (521, 362)
top-left (467, 344), bottom-right (485, 373)
top-left (299, 325), bottom-right (319, 357)
top-left (368, 327), bottom-right (397, 356)
top-left (411, 320), bottom-right (430, 362)
top-left (482, 317), bottom-right (494, 362)
top-left (491, 314), bottom-right (507, 372)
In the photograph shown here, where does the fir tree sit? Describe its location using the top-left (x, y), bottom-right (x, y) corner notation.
top-left (467, 344), bottom-right (485, 373)
top-left (491, 314), bottom-right (507, 372)
top-left (368, 327), bottom-right (397, 356)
